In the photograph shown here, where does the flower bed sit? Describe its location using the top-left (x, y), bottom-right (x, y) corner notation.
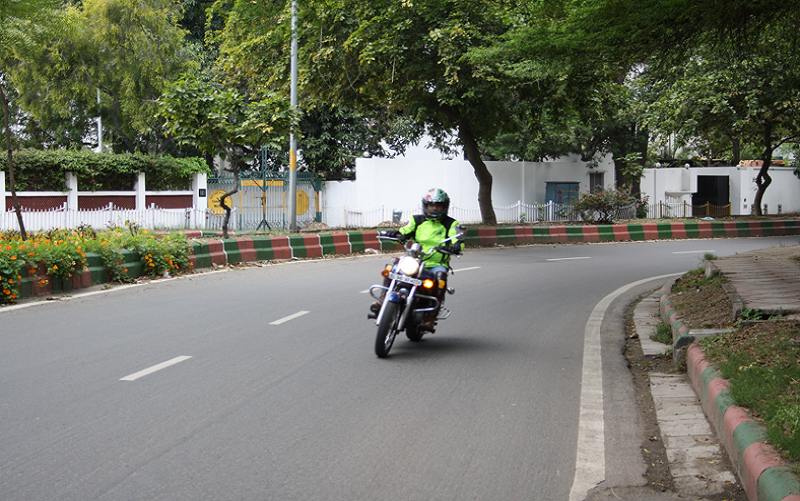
top-left (0, 224), bottom-right (192, 305)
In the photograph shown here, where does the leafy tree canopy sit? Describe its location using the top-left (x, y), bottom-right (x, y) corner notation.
top-left (7, 0), bottom-right (198, 154)
top-left (158, 73), bottom-right (296, 236)
top-left (211, 0), bottom-right (529, 224)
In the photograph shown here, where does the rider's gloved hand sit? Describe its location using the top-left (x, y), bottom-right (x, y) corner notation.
top-left (380, 229), bottom-right (403, 240)
top-left (443, 243), bottom-right (462, 255)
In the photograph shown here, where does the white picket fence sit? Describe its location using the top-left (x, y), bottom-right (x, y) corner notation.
top-left (1, 203), bottom-right (236, 232)
top-left (327, 201), bottom-right (578, 228)
top-left (3, 199), bottom-right (651, 232)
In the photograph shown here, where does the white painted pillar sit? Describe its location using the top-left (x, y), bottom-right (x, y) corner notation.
top-left (134, 172), bottom-right (146, 210)
top-left (66, 172), bottom-right (79, 210)
top-left (191, 172), bottom-right (208, 229)
top-left (192, 172), bottom-right (207, 210)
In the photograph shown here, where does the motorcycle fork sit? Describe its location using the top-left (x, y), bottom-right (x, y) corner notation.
top-left (397, 285), bottom-right (418, 331)
top-left (375, 279), bottom-right (408, 323)
top-left (374, 279), bottom-right (397, 326)
top-left (375, 280), bottom-right (417, 332)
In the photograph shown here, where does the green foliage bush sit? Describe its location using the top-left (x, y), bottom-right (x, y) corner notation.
top-left (570, 186), bottom-right (638, 225)
top-left (0, 149), bottom-right (209, 191)
top-left (0, 226), bottom-right (193, 304)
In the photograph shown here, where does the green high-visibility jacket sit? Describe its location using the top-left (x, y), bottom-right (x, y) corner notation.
top-left (398, 215), bottom-right (463, 269)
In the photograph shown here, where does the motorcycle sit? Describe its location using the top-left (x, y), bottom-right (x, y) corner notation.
top-left (368, 226), bottom-right (466, 358)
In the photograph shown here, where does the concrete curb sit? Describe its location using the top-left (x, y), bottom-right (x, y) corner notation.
top-left (189, 219), bottom-right (800, 269)
top-left (661, 282), bottom-right (800, 501)
top-left (10, 219), bottom-right (800, 302)
top-left (658, 280), bottom-right (693, 364)
top-left (188, 230), bottom-right (396, 268)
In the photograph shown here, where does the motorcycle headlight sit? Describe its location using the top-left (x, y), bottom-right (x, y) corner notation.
top-left (397, 256), bottom-right (421, 276)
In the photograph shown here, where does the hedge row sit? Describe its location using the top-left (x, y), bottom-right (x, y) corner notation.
top-left (0, 149), bottom-right (209, 191)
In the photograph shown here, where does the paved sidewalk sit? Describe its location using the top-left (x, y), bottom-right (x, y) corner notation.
top-left (636, 292), bottom-right (738, 497)
top-left (634, 245), bottom-right (800, 501)
top-left (708, 246), bottom-right (800, 319)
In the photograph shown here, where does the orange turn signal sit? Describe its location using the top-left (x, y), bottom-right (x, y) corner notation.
top-left (438, 279), bottom-right (446, 289)
top-left (422, 279), bottom-right (435, 289)
top-left (381, 268), bottom-right (390, 278)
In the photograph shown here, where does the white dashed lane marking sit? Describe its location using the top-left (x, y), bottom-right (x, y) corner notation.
top-left (120, 356), bottom-right (192, 381)
top-left (270, 310), bottom-right (310, 325)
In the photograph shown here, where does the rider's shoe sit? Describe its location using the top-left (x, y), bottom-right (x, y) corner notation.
top-left (420, 320), bottom-right (436, 333)
top-left (368, 301), bottom-right (381, 319)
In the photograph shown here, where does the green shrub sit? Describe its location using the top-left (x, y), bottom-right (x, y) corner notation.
top-left (571, 186), bottom-right (637, 224)
top-left (0, 149), bottom-right (209, 191)
top-left (0, 225), bottom-right (193, 304)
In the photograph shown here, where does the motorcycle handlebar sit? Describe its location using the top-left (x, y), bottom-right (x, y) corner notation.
top-left (377, 231), bottom-right (465, 257)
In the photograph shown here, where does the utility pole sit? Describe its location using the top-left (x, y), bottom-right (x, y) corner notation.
top-left (287, 0), bottom-right (298, 231)
top-left (96, 88), bottom-right (103, 153)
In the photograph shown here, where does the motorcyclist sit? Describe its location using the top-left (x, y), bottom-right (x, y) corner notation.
top-left (373, 188), bottom-right (464, 332)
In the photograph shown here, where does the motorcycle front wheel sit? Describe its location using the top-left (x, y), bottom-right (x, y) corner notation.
top-left (375, 301), bottom-right (400, 358)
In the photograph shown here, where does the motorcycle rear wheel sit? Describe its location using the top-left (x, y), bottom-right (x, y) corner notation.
top-left (375, 301), bottom-right (399, 358)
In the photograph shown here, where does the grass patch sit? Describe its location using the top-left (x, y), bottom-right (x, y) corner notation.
top-left (669, 268), bottom-right (734, 329)
top-left (671, 267), bottom-right (718, 293)
top-left (651, 320), bottom-right (672, 345)
top-left (700, 321), bottom-right (800, 469)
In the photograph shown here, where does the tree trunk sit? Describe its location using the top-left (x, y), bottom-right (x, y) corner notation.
top-left (752, 122), bottom-right (773, 217)
top-left (610, 125), bottom-right (631, 190)
top-left (731, 137), bottom-right (741, 165)
top-left (613, 156), bottom-right (627, 189)
top-left (1, 82), bottom-right (27, 240)
top-left (219, 156), bottom-right (239, 239)
top-left (101, 86), bottom-right (137, 153)
top-left (457, 119), bottom-right (496, 226)
top-left (753, 160), bottom-right (772, 216)
top-left (632, 129), bottom-right (648, 198)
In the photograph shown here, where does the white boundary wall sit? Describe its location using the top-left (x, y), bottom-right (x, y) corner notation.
top-left (640, 165), bottom-right (800, 216)
top-left (322, 153), bottom-right (615, 227)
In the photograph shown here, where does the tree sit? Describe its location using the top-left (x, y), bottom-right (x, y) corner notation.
top-left (1, 0), bottom-right (62, 239)
top-left (8, 0), bottom-right (198, 155)
top-left (212, 0), bottom-right (527, 225)
top-left (643, 25), bottom-right (800, 215)
top-left (257, 106), bottom-right (418, 179)
top-left (471, 0), bottom-right (800, 203)
top-left (158, 75), bottom-right (295, 237)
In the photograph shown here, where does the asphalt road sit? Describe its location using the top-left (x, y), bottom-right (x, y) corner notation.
top-left (1, 235), bottom-right (797, 501)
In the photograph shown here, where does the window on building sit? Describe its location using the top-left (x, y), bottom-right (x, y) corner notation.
top-left (589, 172), bottom-right (604, 192)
